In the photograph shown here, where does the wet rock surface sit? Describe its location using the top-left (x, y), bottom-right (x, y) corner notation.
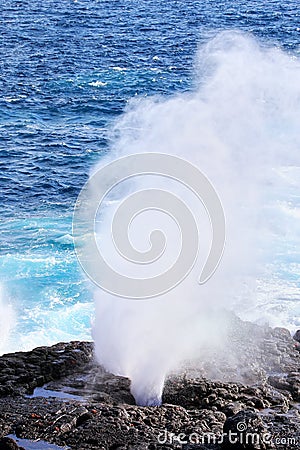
top-left (0, 316), bottom-right (299, 449)
top-left (0, 341), bottom-right (93, 399)
top-left (0, 437), bottom-right (25, 450)
top-left (293, 330), bottom-right (300, 344)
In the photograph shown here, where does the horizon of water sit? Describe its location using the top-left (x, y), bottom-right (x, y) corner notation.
top-left (1, 0), bottom-right (300, 356)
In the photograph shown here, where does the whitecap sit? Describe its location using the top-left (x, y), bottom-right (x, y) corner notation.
top-left (88, 81), bottom-right (107, 87)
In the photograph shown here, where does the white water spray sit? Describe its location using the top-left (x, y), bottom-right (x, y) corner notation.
top-left (90, 31), bottom-right (300, 405)
top-left (0, 284), bottom-right (15, 356)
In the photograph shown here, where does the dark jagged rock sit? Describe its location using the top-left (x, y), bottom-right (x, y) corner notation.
top-left (293, 330), bottom-right (300, 343)
top-left (0, 318), bottom-right (299, 449)
top-left (222, 410), bottom-right (272, 449)
top-left (0, 341), bottom-right (93, 398)
top-left (0, 437), bottom-right (24, 450)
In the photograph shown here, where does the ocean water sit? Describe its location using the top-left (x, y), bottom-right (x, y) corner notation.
top-left (1, 0), bottom-right (300, 355)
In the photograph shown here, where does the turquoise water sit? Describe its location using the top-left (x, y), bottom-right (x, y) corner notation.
top-left (1, 0), bottom-right (300, 353)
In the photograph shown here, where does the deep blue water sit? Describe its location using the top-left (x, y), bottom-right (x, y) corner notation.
top-left (1, 0), bottom-right (300, 353)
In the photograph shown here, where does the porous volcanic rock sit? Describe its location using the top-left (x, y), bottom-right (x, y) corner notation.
top-left (0, 316), bottom-right (299, 449)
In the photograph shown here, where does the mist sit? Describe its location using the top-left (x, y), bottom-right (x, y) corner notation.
top-left (90, 31), bottom-right (300, 405)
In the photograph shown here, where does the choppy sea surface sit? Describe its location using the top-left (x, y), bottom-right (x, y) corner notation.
top-left (1, 0), bottom-right (300, 354)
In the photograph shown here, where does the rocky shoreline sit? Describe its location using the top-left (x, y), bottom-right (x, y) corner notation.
top-left (0, 315), bottom-right (299, 450)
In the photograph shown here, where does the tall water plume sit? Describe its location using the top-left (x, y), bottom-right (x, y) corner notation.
top-left (86, 31), bottom-right (300, 405)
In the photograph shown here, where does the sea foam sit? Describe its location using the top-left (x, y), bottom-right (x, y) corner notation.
top-left (0, 284), bottom-right (15, 356)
